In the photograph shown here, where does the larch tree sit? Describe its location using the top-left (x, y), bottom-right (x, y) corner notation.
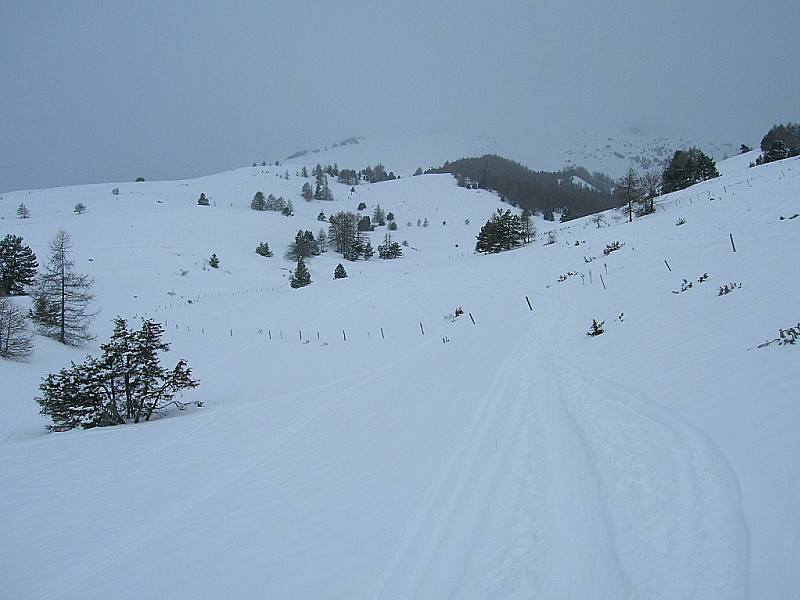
top-left (31, 229), bottom-right (96, 346)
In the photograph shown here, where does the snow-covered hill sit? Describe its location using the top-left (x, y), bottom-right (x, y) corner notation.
top-left (281, 127), bottom-right (737, 180)
top-left (1, 151), bottom-right (798, 598)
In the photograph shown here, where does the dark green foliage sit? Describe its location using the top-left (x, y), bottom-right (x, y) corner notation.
top-left (36, 317), bottom-right (199, 431)
top-left (334, 263), bottom-right (348, 279)
top-left (587, 319), bottom-right (605, 337)
top-left (428, 154), bottom-right (615, 217)
top-left (0, 234), bottom-right (38, 296)
top-left (361, 240), bottom-right (374, 260)
top-left (317, 211), bottom-right (327, 222)
top-left (255, 242), bottom-right (273, 257)
top-left (755, 139), bottom-right (800, 165)
top-left (284, 230), bottom-right (319, 262)
top-left (740, 144), bottom-right (752, 154)
top-left (31, 229), bottom-right (95, 346)
top-left (301, 182), bottom-right (313, 202)
top-left (74, 203), bottom-right (86, 214)
top-left (197, 193), bottom-right (210, 206)
top-left (603, 241), bottom-right (624, 255)
top-left (378, 233), bottom-right (402, 259)
top-left (0, 297), bottom-right (34, 359)
top-left (358, 215), bottom-right (373, 232)
top-left (251, 191), bottom-right (267, 210)
top-left (373, 204), bottom-right (386, 226)
top-left (328, 211), bottom-right (360, 257)
top-left (358, 202), bottom-right (367, 211)
top-left (475, 209), bottom-right (526, 254)
top-left (281, 200), bottom-right (294, 216)
top-left (313, 173), bottom-right (334, 201)
top-left (388, 221), bottom-right (398, 231)
top-left (209, 253), bottom-right (220, 268)
top-left (290, 257), bottom-right (312, 288)
top-left (17, 203), bottom-right (30, 219)
top-left (337, 169), bottom-right (359, 186)
top-left (661, 148), bottom-right (719, 193)
top-left (760, 123), bottom-right (800, 152)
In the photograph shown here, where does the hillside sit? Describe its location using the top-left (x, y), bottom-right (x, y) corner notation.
top-left (1, 152), bottom-right (798, 598)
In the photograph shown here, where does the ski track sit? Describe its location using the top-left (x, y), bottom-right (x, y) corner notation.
top-left (370, 285), bottom-right (750, 599)
top-left (549, 356), bottom-right (750, 599)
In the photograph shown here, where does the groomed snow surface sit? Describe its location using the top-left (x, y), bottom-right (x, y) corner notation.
top-left (1, 152), bottom-right (798, 598)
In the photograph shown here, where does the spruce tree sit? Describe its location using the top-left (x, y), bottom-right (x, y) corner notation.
top-left (290, 257), bottom-right (311, 288)
top-left (31, 229), bottom-right (96, 346)
top-left (0, 234), bottom-right (38, 296)
top-left (251, 191), bottom-right (266, 210)
top-left (197, 193), bottom-right (210, 206)
top-left (209, 253), bottom-right (220, 268)
top-left (334, 263), bottom-right (348, 279)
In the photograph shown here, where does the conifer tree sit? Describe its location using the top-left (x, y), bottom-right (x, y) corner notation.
top-left (36, 317), bottom-right (199, 430)
top-left (290, 257), bottom-right (312, 288)
top-left (17, 203), bottom-right (30, 219)
top-left (334, 263), bottom-right (347, 279)
top-left (255, 242), bottom-right (273, 257)
top-left (0, 234), bottom-right (38, 296)
top-left (197, 193), bottom-right (210, 206)
top-left (31, 229), bottom-right (96, 346)
top-left (209, 253), bottom-right (220, 268)
top-left (0, 297), bottom-right (34, 359)
top-left (251, 191), bottom-right (266, 210)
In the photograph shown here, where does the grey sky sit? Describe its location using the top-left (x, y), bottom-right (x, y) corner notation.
top-left (2, 1), bottom-right (797, 193)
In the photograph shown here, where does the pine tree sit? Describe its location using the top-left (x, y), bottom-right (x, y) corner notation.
top-left (334, 263), bottom-right (348, 279)
top-left (378, 232), bottom-right (403, 259)
top-left (209, 253), bottom-right (220, 268)
top-left (197, 193), bottom-right (210, 206)
top-left (251, 191), bottom-right (266, 210)
top-left (255, 242), bottom-right (273, 257)
top-left (36, 317), bottom-right (199, 430)
top-left (0, 297), bottom-right (34, 359)
top-left (475, 209), bottom-right (525, 253)
top-left (301, 182), bottom-right (313, 202)
top-left (0, 234), bottom-right (38, 296)
top-left (290, 257), bottom-right (311, 288)
top-left (361, 240), bottom-right (374, 260)
top-left (31, 229), bottom-right (96, 346)
top-left (17, 203), bottom-right (30, 219)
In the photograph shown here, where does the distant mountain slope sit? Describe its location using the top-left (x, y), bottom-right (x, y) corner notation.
top-left (427, 154), bottom-right (616, 217)
top-left (282, 127), bottom-right (737, 181)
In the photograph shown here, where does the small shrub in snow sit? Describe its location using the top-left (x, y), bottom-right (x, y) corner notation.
top-left (758, 323), bottom-right (800, 348)
top-left (672, 279), bottom-right (693, 294)
top-left (209, 253), bottom-right (220, 268)
top-left (587, 319), bottom-right (605, 337)
top-left (545, 231), bottom-right (557, 245)
top-left (718, 283), bottom-right (742, 296)
top-left (558, 272), bottom-right (578, 282)
top-left (74, 203), bottom-right (86, 214)
top-left (676, 217), bottom-right (686, 226)
top-left (255, 242), bottom-right (273, 257)
top-left (197, 193), bottom-right (210, 206)
top-left (603, 241), bottom-right (624, 255)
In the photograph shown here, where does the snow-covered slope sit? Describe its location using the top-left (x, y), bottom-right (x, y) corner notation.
top-left (281, 127), bottom-right (737, 180)
top-left (1, 153), bottom-right (798, 599)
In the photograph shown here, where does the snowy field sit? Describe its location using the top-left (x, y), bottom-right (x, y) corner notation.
top-left (1, 151), bottom-right (798, 598)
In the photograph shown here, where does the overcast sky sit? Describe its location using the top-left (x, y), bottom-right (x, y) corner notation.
top-left (2, 1), bottom-right (797, 193)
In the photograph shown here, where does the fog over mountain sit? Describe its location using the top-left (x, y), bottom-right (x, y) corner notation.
top-left (2, 1), bottom-right (797, 193)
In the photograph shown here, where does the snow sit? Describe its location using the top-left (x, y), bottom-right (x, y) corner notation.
top-left (1, 152), bottom-right (798, 598)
